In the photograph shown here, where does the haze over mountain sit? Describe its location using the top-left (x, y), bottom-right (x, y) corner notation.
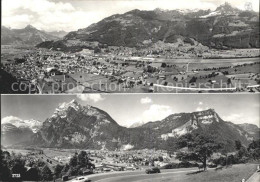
top-left (1, 119), bottom-right (42, 147)
top-left (1, 25), bottom-right (59, 45)
top-left (37, 3), bottom-right (259, 51)
top-left (238, 123), bottom-right (260, 139)
top-left (47, 30), bottom-right (68, 38)
top-left (1, 100), bottom-right (259, 151)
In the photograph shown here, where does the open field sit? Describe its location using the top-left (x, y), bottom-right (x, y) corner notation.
top-left (1, 45), bottom-right (37, 64)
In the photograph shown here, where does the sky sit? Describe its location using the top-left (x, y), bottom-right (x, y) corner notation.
top-left (1, 94), bottom-right (259, 127)
top-left (2, 0), bottom-right (259, 32)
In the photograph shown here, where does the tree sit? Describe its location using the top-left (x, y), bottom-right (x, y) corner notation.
top-left (158, 156), bottom-right (163, 162)
top-left (54, 164), bottom-right (64, 178)
top-left (161, 63), bottom-right (167, 68)
top-left (77, 151), bottom-right (93, 168)
top-left (227, 78), bottom-right (231, 85)
top-left (247, 139), bottom-right (260, 160)
top-left (9, 155), bottom-right (27, 179)
top-left (36, 160), bottom-right (46, 167)
top-left (68, 151), bottom-right (95, 176)
top-left (176, 132), bottom-right (222, 171)
top-left (69, 154), bottom-right (78, 167)
top-left (0, 150), bottom-right (11, 181)
top-left (189, 76), bottom-right (197, 84)
top-left (248, 140), bottom-right (260, 150)
top-left (24, 167), bottom-right (41, 181)
top-left (235, 140), bottom-right (242, 151)
top-left (237, 146), bottom-right (249, 159)
top-left (165, 137), bottom-right (177, 155)
top-left (61, 164), bottom-right (70, 176)
top-left (41, 165), bottom-right (53, 181)
top-left (94, 47), bottom-right (101, 53)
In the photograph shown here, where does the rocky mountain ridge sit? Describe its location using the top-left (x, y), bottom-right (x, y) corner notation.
top-left (1, 100), bottom-right (259, 151)
top-left (37, 3), bottom-right (259, 51)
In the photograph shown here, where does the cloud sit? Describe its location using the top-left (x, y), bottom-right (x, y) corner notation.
top-left (1, 116), bottom-right (42, 132)
top-left (1, 116), bottom-right (23, 125)
top-left (223, 113), bottom-right (259, 127)
top-left (196, 106), bottom-right (209, 111)
top-left (196, 101), bottom-right (209, 111)
top-left (77, 94), bottom-right (104, 103)
top-left (2, 0), bottom-right (104, 31)
top-left (140, 97), bottom-right (153, 104)
top-left (142, 104), bottom-right (173, 122)
top-left (223, 114), bottom-right (241, 121)
top-left (123, 104), bottom-right (173, 127)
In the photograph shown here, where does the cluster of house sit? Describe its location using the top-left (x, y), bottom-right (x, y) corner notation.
top-left (5, 47), bottom-right (258, 93)
top-left (3, 48), bottom-right (182, 92)
top-left (84, 149), bottom-right (172, 173)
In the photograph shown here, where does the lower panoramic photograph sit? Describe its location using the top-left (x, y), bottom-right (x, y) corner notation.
top-left (1, 94), bottom-right (260, 182)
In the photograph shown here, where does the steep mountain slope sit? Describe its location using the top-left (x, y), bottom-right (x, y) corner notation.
top-left (1, 25), bottom-right (59, 45)
top-left (32, 100), bottom-right (130, 150)
top-left (38, 3), bottom-right (259, 51)
top-left (139, 109), bottom-right (256, 150)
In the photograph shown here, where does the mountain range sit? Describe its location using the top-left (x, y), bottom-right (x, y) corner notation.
top-left (1, 100), bottom-right (259, 151)
top-left (37, 3), bottom-right (259, 52)
top-left (1, 118), bottom-right (42, 146)
top-left (1, 25), bottom-right (62, 45)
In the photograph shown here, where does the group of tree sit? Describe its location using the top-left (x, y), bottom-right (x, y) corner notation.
top-left (56, 151), bottom-right (95, 178)
top-left (211, 139), bottom-right (260, 166)
top-left (14, 58), bottom-right (27, 64)
top-left (189, 76), bottom-right (198, 84)
top-left (0, 150), bottom-right (95, 181)
top-left (170, 131), bottom-right (260, 171)
top-left (144, 65), bottom-right (158, 73)
top-left (175, 131), bottom-right (222, 171)
top-left (194, 66), bottom-right (232, 72)
top-left (0, 150), bottom-right (53, 181)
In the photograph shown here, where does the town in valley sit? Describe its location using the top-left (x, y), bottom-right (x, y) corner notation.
top-left (1, 2), bottom-right (260, 93)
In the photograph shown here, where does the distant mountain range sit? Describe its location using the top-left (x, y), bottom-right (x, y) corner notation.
top-left (37, 3), bottom-right (259, 51)
top-left (1, 100), bottom-right (259, 151)
top-left (2, 123), bottom-right (35, 146)
top-left (1, 25), bottom-right (65, 45)
top-left (1, 118), bottom-right (42, 146)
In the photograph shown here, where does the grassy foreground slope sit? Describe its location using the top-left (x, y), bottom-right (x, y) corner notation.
top-left (152, 164), bottom-right (258, 182)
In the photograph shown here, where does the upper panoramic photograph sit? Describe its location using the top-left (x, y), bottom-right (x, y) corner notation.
top-left (1, 0), bottom-right (259, 94)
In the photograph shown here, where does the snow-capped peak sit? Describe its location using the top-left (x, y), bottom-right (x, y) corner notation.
top-left (58, 99), bottom-right (80, 110)
top-left (1, 118), bottom-right (42, 133)
top-left (52, 100), bottom-right (81, 119)
top-left (176, 8), bottom-right (200, 14)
